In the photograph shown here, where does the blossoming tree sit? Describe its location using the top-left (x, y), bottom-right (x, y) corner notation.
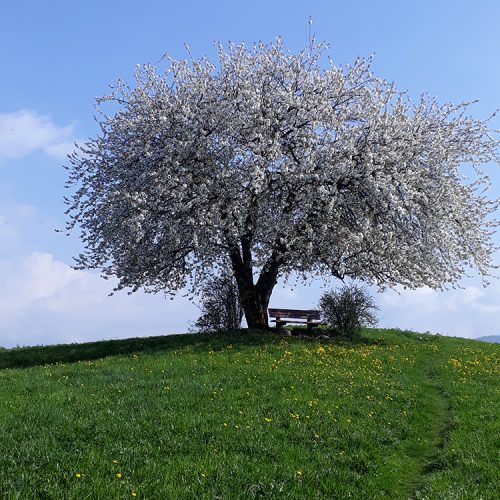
top-left (66, 38), bottom-right (499, 329)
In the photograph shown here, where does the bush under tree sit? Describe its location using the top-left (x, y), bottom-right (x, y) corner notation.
top-left (194, 273), bottom-right (243, 333)
top-left (319, 284), bottom-right (378, 336)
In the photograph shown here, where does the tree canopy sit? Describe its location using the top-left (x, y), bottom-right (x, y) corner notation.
top-left (66, 38), bottom-right (499, 328)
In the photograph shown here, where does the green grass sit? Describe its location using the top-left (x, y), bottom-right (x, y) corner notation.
top-left (0, 329), bottom-right (498, 498)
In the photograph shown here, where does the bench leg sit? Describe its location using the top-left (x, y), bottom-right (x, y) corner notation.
top-left (276, 320), bottom-right (286, 331)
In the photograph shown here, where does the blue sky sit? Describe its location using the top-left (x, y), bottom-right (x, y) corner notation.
top-left (1, 0), bottom-right (499, 347)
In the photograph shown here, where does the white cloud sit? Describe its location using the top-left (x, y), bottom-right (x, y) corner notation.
top-left (0, 251), bottom-right (199, 348)
top-left (1, 250), bottom-right (498, 347)
top-left (0, 203), bottom-right (498, 347)
top-left (381, 286), bottom-right (439, 311)
top-left (0, 203), bottom-right (44, 258)
top-left (462, 286), bottom-right (484, 304)
top-left (376, 282), bottom-right (500, 338)
top-left (0, 252), bottom-right (79, 316)
top-left (0, 109), bottom-right (77, 160)
top-left (0, 214), bottom-right (20, 248)
top-left (271, 284), bottom-right (302, 306)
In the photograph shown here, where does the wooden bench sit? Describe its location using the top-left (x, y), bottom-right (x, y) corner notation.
top-left (268, 308), bottom-right (324, 331)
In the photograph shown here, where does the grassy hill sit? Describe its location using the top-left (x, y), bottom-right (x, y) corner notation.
top-left (0, 329), bottom-right (498, 498)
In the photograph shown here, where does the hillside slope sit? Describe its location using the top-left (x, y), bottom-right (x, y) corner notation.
top-left (0, 329), bottom-right (498, 498)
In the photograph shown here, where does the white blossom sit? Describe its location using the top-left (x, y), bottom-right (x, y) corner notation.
top-left (65, 37), bottom-right (499, 328)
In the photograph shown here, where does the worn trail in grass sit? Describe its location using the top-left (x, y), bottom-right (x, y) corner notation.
top-left (406, 345), bottom-right (452, 498)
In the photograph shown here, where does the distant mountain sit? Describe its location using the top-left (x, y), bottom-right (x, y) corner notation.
top-left (476, 335), bottom-right (500, 344)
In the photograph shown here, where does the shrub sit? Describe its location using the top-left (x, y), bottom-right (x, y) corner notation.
top-left (319, 284), bottom-right (378, 335)
top-left (194, 273), bottom-right (243, 333)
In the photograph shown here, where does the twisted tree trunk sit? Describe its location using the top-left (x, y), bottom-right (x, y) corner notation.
top-left (238, 285), bottom-right (270, 330)
top-left (228, 239), bottom-right (283, 330)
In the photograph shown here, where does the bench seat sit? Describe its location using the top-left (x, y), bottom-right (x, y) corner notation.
top-left (268, 308), bottom-right (325, 330)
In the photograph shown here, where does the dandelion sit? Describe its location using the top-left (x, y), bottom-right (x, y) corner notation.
top-left (75, 473), bottom-right (81, 478)
top-left (132, 492), bottom-right (137, 497)
top-left (264, 417), bottom-right (272, 423)
top-left (116, 473), bottom-right (123, 479)
top-left (296, 469), bottom-right (303, 477)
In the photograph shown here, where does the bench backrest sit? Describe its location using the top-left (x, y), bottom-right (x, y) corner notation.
top-left (268, 308), bottom-right (321, 320)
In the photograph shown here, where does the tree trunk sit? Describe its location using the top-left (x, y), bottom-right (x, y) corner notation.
top-left (229, 250), bottom-right (272, 330)
top-left (239, 286), bottom-right (270, 330)
top-left (228, 239), bottom-right (282, 331)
